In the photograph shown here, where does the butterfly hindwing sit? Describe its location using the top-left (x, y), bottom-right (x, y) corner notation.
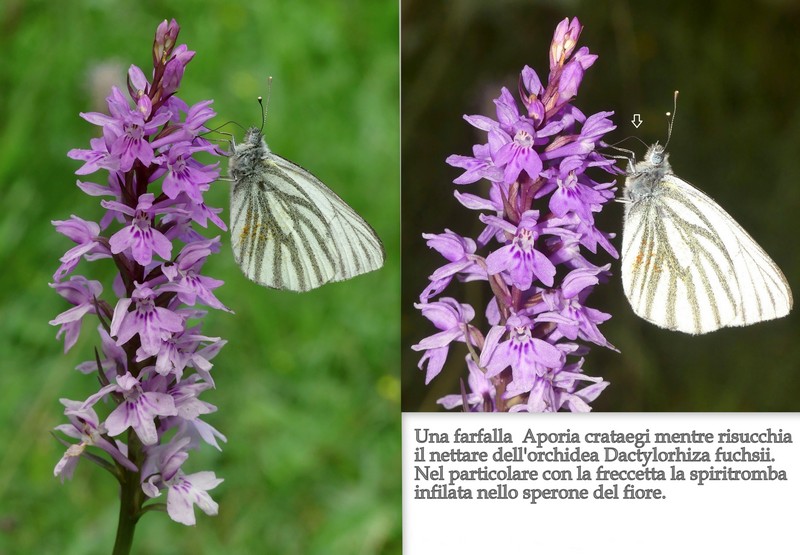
top-left (623, 175), bottom-right (740, 333)
top-left (270, 154), bottom-right (385, 283)
top-left (667, 175), bottom-right (792, 327)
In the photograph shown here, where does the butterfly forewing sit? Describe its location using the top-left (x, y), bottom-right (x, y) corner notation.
top-left (229, 129), bottom-right (384, 292)
top-left (621, 147), bottom-right (792, 334)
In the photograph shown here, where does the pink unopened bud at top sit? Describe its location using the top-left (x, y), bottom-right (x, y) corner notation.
top-left (549, 17), bottom-right (582, 69)
top-left (153, 19), bottom-right (180, 65)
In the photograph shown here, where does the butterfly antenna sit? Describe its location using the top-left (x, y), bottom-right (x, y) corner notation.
top-left (664, 90), bottom-right (679, 149)
top-left (198, 121), bottom-right (247, 152)
top-left (204, 121), bottom-right (247, 136)
top-left (258, 76), bottom-right (273, 133)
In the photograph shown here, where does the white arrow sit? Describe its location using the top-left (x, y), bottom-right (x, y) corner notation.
top-left (631, 114), bottom-right (643, 128)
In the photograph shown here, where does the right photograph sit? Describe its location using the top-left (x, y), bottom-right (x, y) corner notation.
top-left (401, 1), bottom-right (800, 412)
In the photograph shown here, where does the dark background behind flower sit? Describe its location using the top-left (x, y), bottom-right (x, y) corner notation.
top-left (0, 1), bottom-right (399, 554)
top-left (402, 0), bottom-right (800, 411)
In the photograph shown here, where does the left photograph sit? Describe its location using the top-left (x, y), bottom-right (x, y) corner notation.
top-left (0, 3), bottom-right (399, 554)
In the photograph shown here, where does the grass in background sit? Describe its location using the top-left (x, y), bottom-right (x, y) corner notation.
top-left (0, 1), bottom-right (399, 553)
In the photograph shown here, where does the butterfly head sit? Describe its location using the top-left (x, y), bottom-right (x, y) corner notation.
top-left (243, 126), bottom-right (264, 147)
top-left (644, 142), bottom-right (667, 165)
top-left (629, 142), bottom-right (671, 176)
top-left (229, 127), bottom-right (270, 180)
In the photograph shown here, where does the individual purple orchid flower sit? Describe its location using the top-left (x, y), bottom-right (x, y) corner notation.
top-left (104, 193), bottom-right (173, 266)
top-left (414, 17), bottom-right (616, 412)
top-left (510, 358), bottom-right (607, 413)
top-left (51, 20), bottom-right (227, 551)
top-left (419, 230), bottom-right (485, 301)
top-left (52, 215), bottom-right (111, 280)
top-left (438, 356), bottom-right (497, 411)
top-left (110, 283), bottom-right (185, 357)
top-left (536, 265), bottom-right (616, 349)
top-left (549, 157), bottom-right (612, 222)
top-left (160, 237), bottom-right (229, 311)
top-left (484, 211), bottom-right (558, 290)
top-left (493, 122), bottom-right (543, 184)
top-left (79, 85), bottom-right (173, 173)
top-left (156, 141), bottom-right (219, 202)
top-left (83, 372), bottom-right (179, 446)
top-left (151, 326), bottom-right (224, 380)
top-left (53, 399), bottom-right (138, 482)
top-left (411, 298), bottom-right (478, 384)
top-left (69, 135), bottom-right (121, 175)
top-left (141, 436), bottom-right (223, 526)
top-left (49, 276), bottom-right (104, 352)
top-left (480, 314), bottom-right (564, 379)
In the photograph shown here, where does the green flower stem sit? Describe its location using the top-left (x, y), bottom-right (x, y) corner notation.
top-left (112, 431), bottom-right (145, 555)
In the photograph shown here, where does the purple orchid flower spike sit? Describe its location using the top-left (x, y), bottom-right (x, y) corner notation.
top-left (51, 19), bottom-right (227, 552)
top-left (414, 17), bottom-right (618, 412)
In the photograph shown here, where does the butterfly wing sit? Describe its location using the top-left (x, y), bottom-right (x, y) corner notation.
top-left (230, 154), bottom-right (384, 292)
top-left (622, 174), bottom-right (792, 334)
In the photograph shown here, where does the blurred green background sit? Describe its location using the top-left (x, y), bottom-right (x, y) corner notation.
top-left (0, 1), bottom-right (399, 554)
top-left (402, 0), bottom-right (800, 411)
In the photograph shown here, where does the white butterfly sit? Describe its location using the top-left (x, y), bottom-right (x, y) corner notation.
top-left (228, 127), bottom-right (384, 292)
top-left (621, 142), bottom-right (792, 334)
